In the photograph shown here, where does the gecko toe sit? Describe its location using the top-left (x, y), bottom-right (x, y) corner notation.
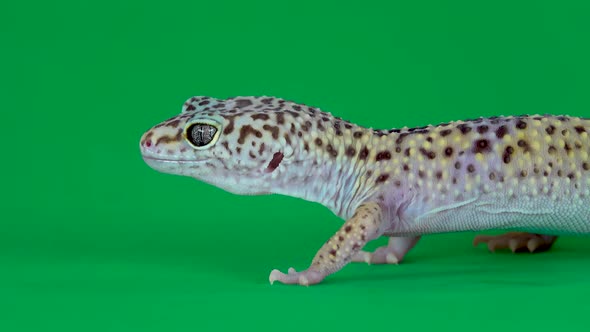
top-left (268, 267), bottom-right (325, 286)
top-left (474, 232), bottom-right (558, 254)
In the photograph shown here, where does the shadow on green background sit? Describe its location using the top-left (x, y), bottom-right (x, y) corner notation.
top-left (2, 0), bottom-right (590, 330)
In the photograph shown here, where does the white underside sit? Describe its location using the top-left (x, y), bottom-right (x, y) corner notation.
top-left (389, 193), bottom-right (590, 236)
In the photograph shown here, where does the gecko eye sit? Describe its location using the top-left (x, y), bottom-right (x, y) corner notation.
top-left (185, 123), bottom-right (219, 148)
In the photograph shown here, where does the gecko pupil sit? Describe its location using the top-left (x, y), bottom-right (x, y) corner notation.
top-left (187, 123), bottom-right (217, 147)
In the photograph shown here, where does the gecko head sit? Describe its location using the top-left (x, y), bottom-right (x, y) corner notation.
top-left (140, 96), bottom-right (304, 195)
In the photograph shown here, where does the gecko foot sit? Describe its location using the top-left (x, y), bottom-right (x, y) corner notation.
top-left (473, 232), bottom-right (558, 253)
top-left (351, 248), bottom-right (400, 264)
top-left (269, 267), bottom-right (325, 286)
top-left (351, 236), bottom-right (420, 265)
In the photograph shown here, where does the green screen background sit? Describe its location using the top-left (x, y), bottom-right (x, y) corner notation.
top-left (2, 0), bottom-right (590, 330)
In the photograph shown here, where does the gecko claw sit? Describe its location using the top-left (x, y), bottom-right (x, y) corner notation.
top-left (509, 239), bottom-right (519, 253)
top-left (385, 253), bottom-right (399, 264)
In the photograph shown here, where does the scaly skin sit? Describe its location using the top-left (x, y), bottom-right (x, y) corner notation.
top-left (140, 96), bottom-right (590, 285)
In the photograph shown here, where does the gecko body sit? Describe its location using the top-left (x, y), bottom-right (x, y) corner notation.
top-left (140, 96), bottom-right (590, 285)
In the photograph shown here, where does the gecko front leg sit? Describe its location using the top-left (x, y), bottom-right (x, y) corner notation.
top-left (269, 202), bottom-right (384, 286)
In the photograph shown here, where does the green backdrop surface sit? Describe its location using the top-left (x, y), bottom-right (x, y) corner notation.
top-left (2, 0), bottom-right (590, 331)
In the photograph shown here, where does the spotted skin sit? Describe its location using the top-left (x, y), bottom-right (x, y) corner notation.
top-left (140, 96), bottom-right (590, 285)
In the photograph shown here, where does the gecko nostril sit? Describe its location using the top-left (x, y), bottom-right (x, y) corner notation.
top-left (145, 140), bottom-right (152, 147)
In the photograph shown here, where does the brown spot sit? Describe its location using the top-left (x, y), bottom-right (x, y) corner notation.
top-left (404, 148), bottom-right (411, 157)
top-left (457, 124), bottom-right (471, 134)
top-left (583, 162), bottom-right (590, 171)
top-left (558, 170), bottom-right (563, 177)
top-left (477, 125), bottom-right (489, 134)
top-left (284, 133), bottom-right (291, 145)
top-left (516, 120), bottom-right (527, 129)
top-left (223, 115), bottom-right (236, 135)
top-left (316, 120), bottom-right (325, 131)
top-left (376, 174), bottom-right (389, 183)
top-left (237, 125), bottom-right (263, 144)
top-left (454, 161), bottom-right (461, 169)
top-left (565, 143), bottom-right (572, 151)
top-left (489, 172), bottom-right (496, 180)
top-left (376, 151), bottom-right (391, 161)
top-left (520, 170), bottom-right (527, 177)
top-left (440, 129), bottom-right (452, 137)
top-left (403, 164), bottom-right (410, 171)
top-left (495, 125), bottom-right (508, 139)
top-left (315, 138), bottom-right (323, 146)
top-left (546, 125), bottom-right (555, 135)
top-left (167, 119), bottom-right (181, 127)
top-left (575, 126), bottom-right (586, 134)
top-left (338, 236), bottom-right (344, 242)
top-left (517, 139), bottom-right (530, 152)
top-left (548, 146), bottom-right (557, 154)
top-left (276, 112), bottom-right (285, 125)
top-left (359, 146), bottom-right (369, 160)
top-left (249, 151), bottom-right (256, 159)
top-left (266, 152), bottom-right (284, 172)
top-left (467, 164), bottom-right (475, 173)
top-left (329, 249), bottom-right (337, 257)
top-left (395, 147), bottom-right (401, 153)
top-left (426, 137), bottom-right (433, 142)
top-left (353, 131), bottom-right (363, 138)
top-left (396, 133), bottom-right (409, 144)
top-left (435, 171), bottom-right (442, 179)
top-left (185, 104), bottom-right (196, 111)
top-left (289, 124), bottom-right (296, 134)
top-left (155, 129), bottom-right (183, 146)
top-left (302, 121), bottom-right (312, 132)
top-left (503, 146), bottom-right (514, 163)
top-left (419, 148), bottom-right (436, 159)
top-left (418, 170), bottom-right (425, 178)
top-left (326, 144), bottom-right (337, 158)
top-left (345, 226), bottom-right (352, 233)
top-left (473, 139), bottom-right (491, 153)
top-left (366, 170), bottom-right (373, 177)
top-left (568, 172), bottom-right (576, 180)
top-left (258, 142), bottom-right (265, 155)
top-left (262, 124), bottom-right (280, 139)
top-left (346, 146), bottom-right (356, 157)
top-left (235, 99), bottom-right (252, 107)
top-left (444, 147), bottom-right (453, 157)
top-left (221, 141), bottom-right (232, 155)
top-left (304, 142), bottom-right (309, 152)
top-left (251, 114), bottom-right (269, 120)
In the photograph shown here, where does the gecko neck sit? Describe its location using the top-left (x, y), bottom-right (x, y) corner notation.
top-left (268, 125), bottom-right (381, 219)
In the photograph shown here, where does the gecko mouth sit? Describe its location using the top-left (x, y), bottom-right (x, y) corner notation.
top-left (142, 156), bottom-right (209, 163)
